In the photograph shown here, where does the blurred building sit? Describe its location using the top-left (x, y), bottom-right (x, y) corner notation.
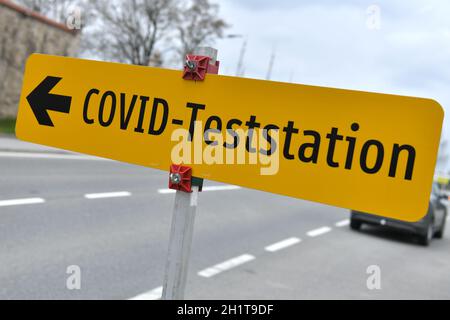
top-left (0, 0), bottom-right (80, 118)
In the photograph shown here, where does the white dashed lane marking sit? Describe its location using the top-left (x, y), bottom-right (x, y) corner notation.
top-left (129, 286), bottom-right (162, 300)
top-left (265, 237), bottom-right (301, 252)
top-left (84, 191), bottom-right (132, 199)
top-left (0, 197), bottom-right (45, 207)
top-left (307, 226), bottom-right (332, 237)
top-left (335, 219), bottom-right (350, 227)
top-left (198, 254), bottom-right (255, 278)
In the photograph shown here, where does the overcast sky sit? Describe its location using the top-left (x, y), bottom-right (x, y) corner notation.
top-left (214, 0), bottom-right (450, 162)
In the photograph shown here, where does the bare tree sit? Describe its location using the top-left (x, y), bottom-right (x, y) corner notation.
top-left (14, 0), bottom-right (85, 23)
top-left (84, 0), bottom-right (177, 66)
top-left (176, 0), bottom-right (228, 61)
top-left (83, 0), bottom-right (228, 66)
top-left (16, 0), bottom-right (229, 67)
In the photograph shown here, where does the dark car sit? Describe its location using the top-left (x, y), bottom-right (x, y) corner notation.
top-left (350, 182), bottom-right (447, 246)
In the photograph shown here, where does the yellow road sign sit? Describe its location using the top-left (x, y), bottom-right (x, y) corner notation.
top-left (16, 54), bottom-right (444, 221)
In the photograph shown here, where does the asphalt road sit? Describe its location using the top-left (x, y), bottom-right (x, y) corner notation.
top-left (0, 139), bottom-right (449, 299)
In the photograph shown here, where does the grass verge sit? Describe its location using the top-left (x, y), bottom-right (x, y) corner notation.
top-left (0, 118), bottom-right (16, 134)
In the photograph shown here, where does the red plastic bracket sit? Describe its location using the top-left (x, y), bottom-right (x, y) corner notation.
top-left (172, 52), bottom-right (218, 193)
top-left (182, 54), bottom-right (220, 80)
top-left (206, 59), bottom-right (220, 75)
top-left (169, 164), bottom-right (192, 193)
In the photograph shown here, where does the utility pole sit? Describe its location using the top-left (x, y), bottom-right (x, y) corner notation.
top-left (266, 47), bottom-right (276, 80)
top-left (288, 71), bottom-right (295, 83)
top-left (235, 38), bottom-right (247, 77)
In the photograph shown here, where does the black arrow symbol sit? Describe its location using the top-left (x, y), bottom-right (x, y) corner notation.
top-left (26, 76), bottom-right (72, 127)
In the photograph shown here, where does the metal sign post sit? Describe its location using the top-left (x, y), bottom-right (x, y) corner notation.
top-left (162, 47), bottom-right (219, 300)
